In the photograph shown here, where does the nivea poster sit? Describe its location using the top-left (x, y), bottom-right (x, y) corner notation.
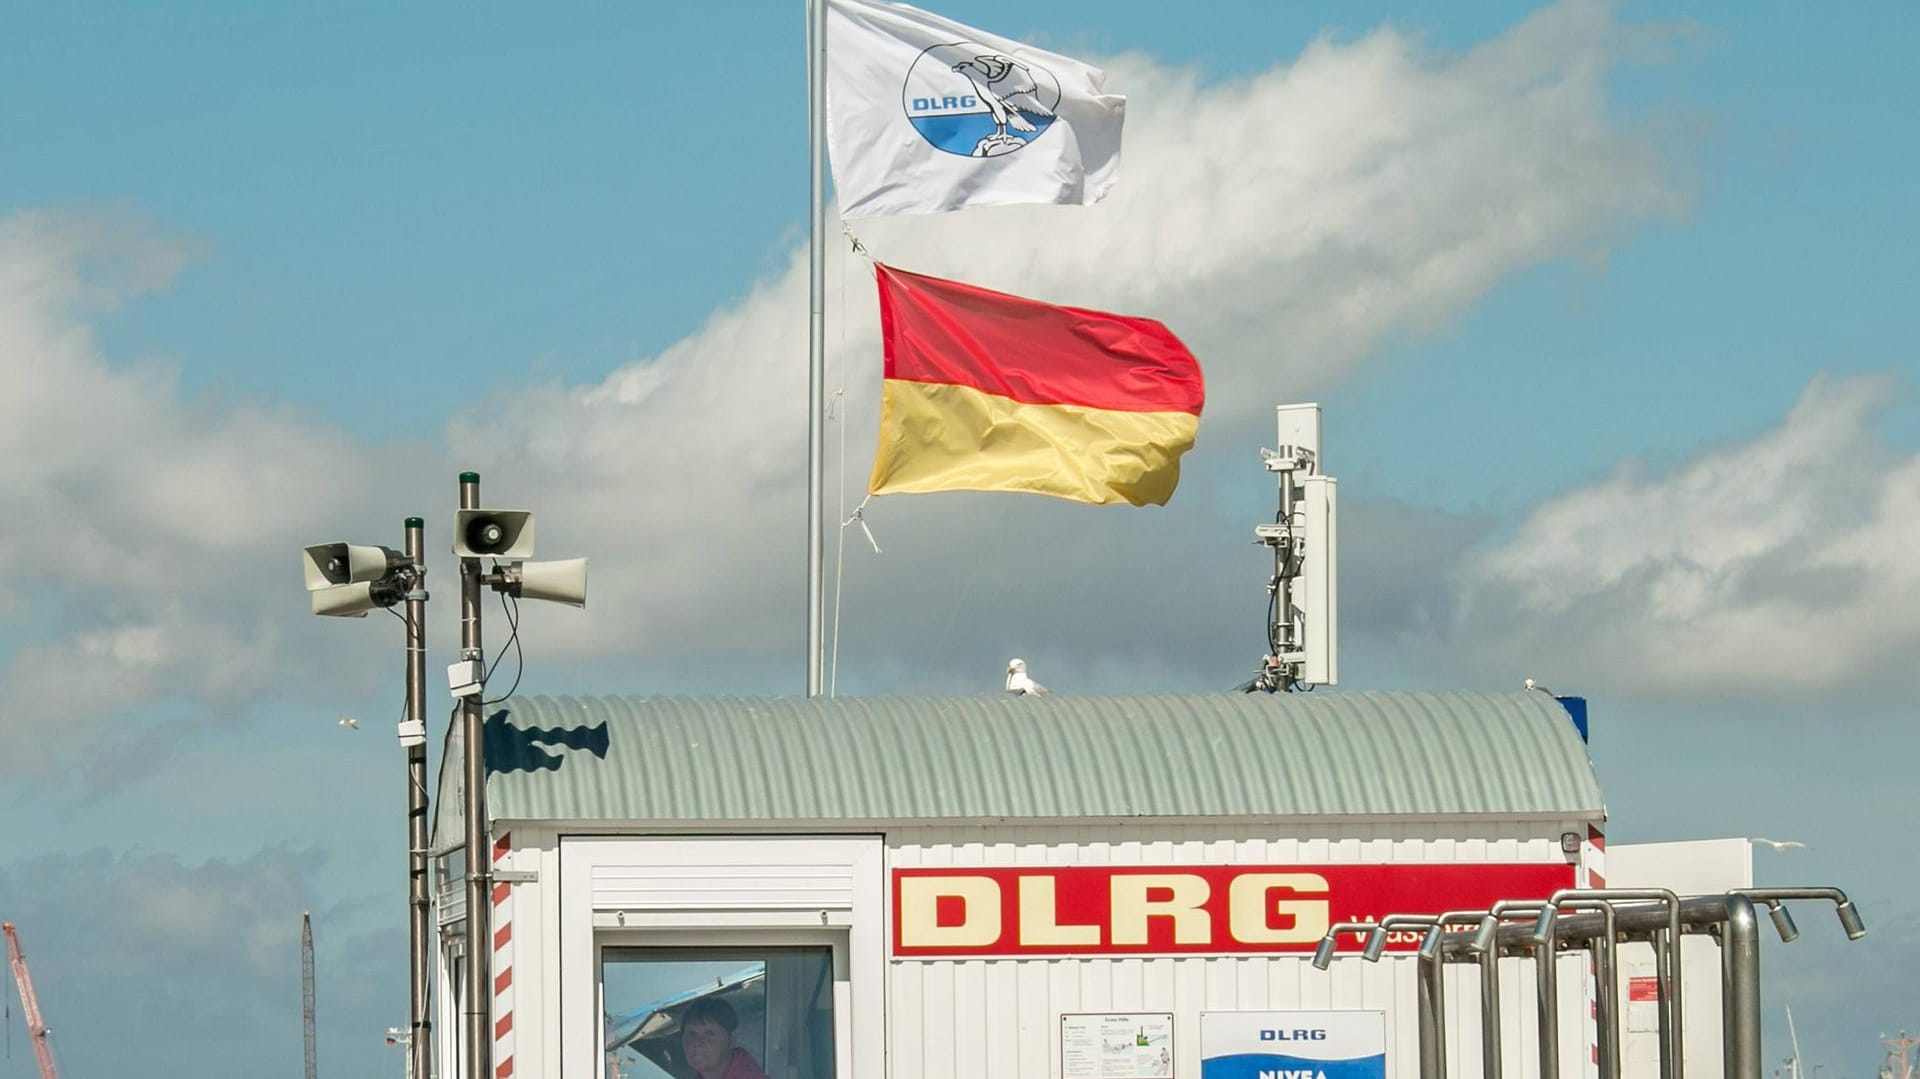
top-left (1199, 1011), bottom-right (1386, 1079)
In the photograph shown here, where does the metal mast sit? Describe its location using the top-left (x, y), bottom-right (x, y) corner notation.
top-left (1244, 404), bottom-right (1338, 692)
top-left (303, 911), bottom-right (317, 1079)
top-left (402, 517), bottom-right (433, 1079)
top-left (3, 922), bottom-right (60, 1079)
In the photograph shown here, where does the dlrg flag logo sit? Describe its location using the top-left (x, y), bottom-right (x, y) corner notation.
top-left (902, 45), bottom-right (1063, 158)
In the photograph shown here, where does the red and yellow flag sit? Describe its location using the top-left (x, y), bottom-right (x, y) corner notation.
top-left (868, 265), bottom-right (1205, 506)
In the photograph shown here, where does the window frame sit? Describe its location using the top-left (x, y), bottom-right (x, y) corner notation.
top-left (597, 932), bottom-right (848, 1079)
top-left (558, 835), bottom-right (883, 1079)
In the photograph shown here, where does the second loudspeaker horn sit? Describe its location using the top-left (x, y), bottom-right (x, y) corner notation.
top-left (513, 558), bottom-right (587, 607)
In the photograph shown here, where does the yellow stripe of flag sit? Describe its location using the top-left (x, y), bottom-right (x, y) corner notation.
top-left (869, 380), bottom-right (1200, 507)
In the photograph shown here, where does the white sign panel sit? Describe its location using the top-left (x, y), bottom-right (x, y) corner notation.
top-left (1061, 1013), bottom-right (1174, 1079)
top-left (1199, 1011), bottom-right (1386, 1079)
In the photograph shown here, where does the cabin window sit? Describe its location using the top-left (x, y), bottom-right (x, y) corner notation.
top-left (602, 945), bottom-right (836, 1079)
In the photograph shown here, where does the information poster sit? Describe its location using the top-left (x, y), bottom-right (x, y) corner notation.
top-left (1061, 1013), bottom-right (1174, 1079)
top-left (1199, 1011), bottom-right (1385, 1079)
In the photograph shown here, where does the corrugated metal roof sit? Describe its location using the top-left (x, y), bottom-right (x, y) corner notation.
top-left (431, 691), bottom-right (1601, 840)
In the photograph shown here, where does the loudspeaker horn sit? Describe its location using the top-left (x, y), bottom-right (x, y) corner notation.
top-left (514, 558), bottom-right (587, 607)
top-left (302, 543), bottom-right (400, 591)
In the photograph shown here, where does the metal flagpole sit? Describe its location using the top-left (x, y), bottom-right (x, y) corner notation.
top-left (458, 472), bottom-right (491, 1079)
top-left (806, 0), bottom-right (827, 696)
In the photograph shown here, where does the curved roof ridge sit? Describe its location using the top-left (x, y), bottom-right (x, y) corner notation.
top-left (433, 690), bottom-right (1602, 838)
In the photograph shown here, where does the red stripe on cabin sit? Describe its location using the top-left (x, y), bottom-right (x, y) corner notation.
top-left (494, 924), bottom-right (511, 950)
top-left (495, 1013), bottom-right (513, 1039)
top-left (495, 968), bottom-right (513, 994)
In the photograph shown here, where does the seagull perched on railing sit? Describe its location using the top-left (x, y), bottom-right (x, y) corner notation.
top-left (952, 54), bottom-right (1054, 136)
top-left (1005, 658), bottom-right (1048, 696)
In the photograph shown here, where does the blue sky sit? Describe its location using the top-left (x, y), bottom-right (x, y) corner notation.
top-left (1, 2), bottom-right (1917, 1077)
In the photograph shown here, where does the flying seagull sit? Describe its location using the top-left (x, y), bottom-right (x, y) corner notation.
top-left (1005, 658), bottom-right (1048, 696)
top-left (338, 716), bottom-right (360, 730)
top-left (1750, 838), bottom-right (1807, 851)
top-left (952, 54), bottom-right (1054, 137)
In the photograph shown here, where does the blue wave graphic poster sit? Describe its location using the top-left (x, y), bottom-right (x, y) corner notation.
top-left (1200, 1011), bottom-right (1387, 1079)
top-left (1200, 1052), bottom-right (1387, 1079)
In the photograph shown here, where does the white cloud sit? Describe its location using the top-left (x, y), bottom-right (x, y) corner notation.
top-left (0, 209), bottom-right (403, 776)
top-left (1453, 373), bottom-right (1920, 700)
top-left (450, 0), bottom-right (1679, 665)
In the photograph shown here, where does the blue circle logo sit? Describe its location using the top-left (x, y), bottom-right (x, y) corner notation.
top-left (901, 43), bottom-right (1062, 158)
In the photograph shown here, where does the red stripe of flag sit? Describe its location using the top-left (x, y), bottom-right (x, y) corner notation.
top-left (877, 265), bottom-right (1203, 415)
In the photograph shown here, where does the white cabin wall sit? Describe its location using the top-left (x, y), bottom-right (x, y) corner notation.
top-left (885, 819), bottom-right (1582, 1079)
top-left (481, 816), bottom-right (1593, 1079)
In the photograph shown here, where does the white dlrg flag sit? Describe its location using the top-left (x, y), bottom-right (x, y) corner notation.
top-left (824, 0), bottom-right (1126, 218)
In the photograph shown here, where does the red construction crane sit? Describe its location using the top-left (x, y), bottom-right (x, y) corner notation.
top-left (3, 922), bottom-right (61, 1079)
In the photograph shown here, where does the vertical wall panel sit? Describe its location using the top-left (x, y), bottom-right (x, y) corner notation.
top-left (982, 960), bottom-right (1019, 1076)
top-left (1205, 957), bottom-right (1237, 1010)
top-left (891, 961), bottom-right (923, 1079)
top-left (1174, 956), bottom-right (1208, 1076)
top-left (1016, 957), bottom-right (1050, 1079)
top-left (921, 960), bottom-right (955, 1079)
top-left (1235, 957), bottom-right (1268, 1011)
top-left (1049, 957), bottom-right (1083, 1015)
top-left (1143, 957), bottom-right (1176, 1012)
top-left (1078, 957), bottom-right (1113, 1012)
top-left (953, 960), bottom-right (988, 1079)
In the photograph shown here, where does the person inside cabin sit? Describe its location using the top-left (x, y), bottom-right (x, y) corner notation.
top-left (680, 997), bottom-right (769, 1079)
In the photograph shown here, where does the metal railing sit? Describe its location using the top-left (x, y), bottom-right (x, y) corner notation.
top-left (1312, 885), bottom-right (1866, 1079)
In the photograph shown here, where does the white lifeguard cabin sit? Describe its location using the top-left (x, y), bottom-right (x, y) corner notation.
top-left (430, 690), bottom-right (1605, 1079)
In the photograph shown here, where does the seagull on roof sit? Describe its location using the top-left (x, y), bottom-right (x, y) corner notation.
top-left (1005, 658), bottom-right (1048, 696)
top-left (952, 54), bottom-right (1054, 137)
